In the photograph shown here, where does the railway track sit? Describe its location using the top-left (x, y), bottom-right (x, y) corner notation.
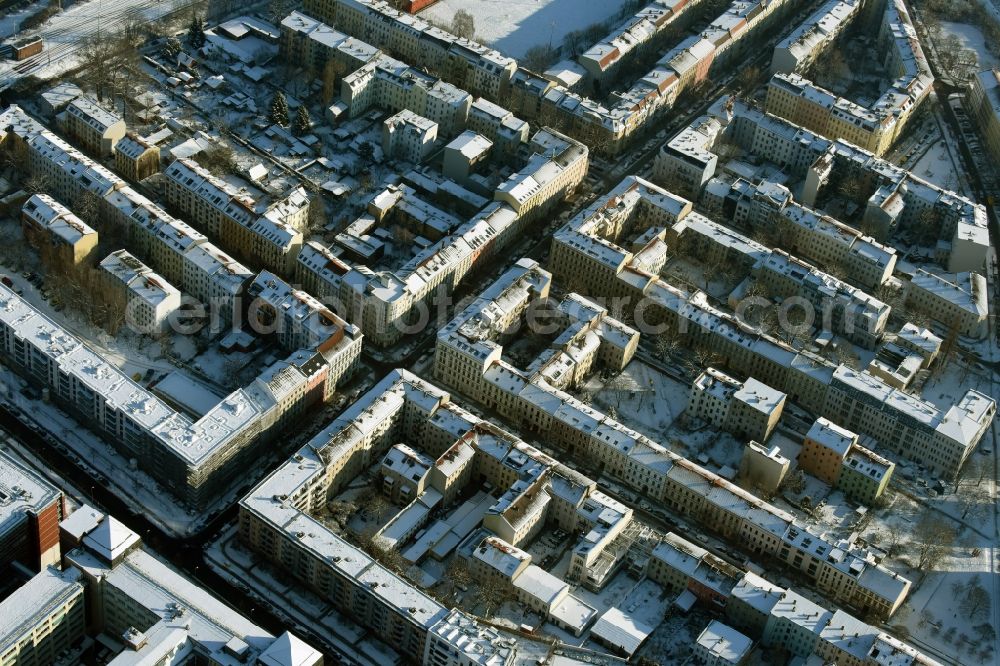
top-left (0, 0), bottom-right (197, 88)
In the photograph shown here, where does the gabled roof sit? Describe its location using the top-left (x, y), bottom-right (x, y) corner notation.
top-left (257, 631), bottom-right (323, 666)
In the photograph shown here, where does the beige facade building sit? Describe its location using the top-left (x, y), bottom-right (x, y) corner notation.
top-left (113, 133), bottom-right (160, 182)
top-left (967, 69), bottom-right (1000, 162)
top-left (688, 368), bottom-right (786, 443)
top-left (0, 567), bottom-right (85, 666)
top-left (549, 175), bottom-right (995, 481)
top-left (63, 97), bottom-right (125, 156)
top-left (21, 193), bottom-right (98, 269)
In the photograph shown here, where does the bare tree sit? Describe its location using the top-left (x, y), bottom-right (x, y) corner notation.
top-left (450, 9), bottom-right (475, 40)
top-left (523, 44), bottom-right (557, 72)
top-left (912, 511), bottom-right (956, 573)
top-left (958, 577), bottom-right (991, 621)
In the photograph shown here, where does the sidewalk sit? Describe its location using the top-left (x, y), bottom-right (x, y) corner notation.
top-left (204, 525), bottom-right (400, 666)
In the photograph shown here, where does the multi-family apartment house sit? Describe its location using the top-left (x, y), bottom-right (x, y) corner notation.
top-left (770, 0), bottom-right (861, 74)
top-left (100, 249), bottom-right (182, 334)
top-left (0, 567), bottom-right (85, 666)
top-left (21, 194), bottom-right (98, 269)
top-left (62, 97), bottom-right (125, 156)
top-left (60, 506), bottom-right (323, 665)
top-left (549, 176), bottom-right (995, 482)
top-left (0, 451), bottom-right (63, 571)
top-left (162, 159), bottom-right (306, 274)
top-left (903, 269), bottom-right (989, 339)
top-left (309, 0), bottom-right (516, 99)
top-left (280, 10), bottom-right (379, 74)
top-left (494, 128), bottom-right (588, 219)
top-left (967, 68), bottom-right (1000, 162)
top-left (382, 109), bottom-right (438, 162)
top-left (113, 133), bottom-right (160, 182)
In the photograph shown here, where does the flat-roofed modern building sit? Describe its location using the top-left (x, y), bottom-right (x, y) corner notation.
top-left (0, 450), bottom-right (63, 571)
top-left (0, 566), bottom-right (85, 666)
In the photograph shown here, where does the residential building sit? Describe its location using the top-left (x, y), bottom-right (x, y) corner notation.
top-left (0, 566), bottom-right (85, 666)
top-left (0, 279), bottom-right (360, 510)
top-left (688, 368), bottom-right (786, 442)
top-left (692, 620), bottom-right (752, 665)
top-left (435, 259), bottom-right (911, 619)
top-left (21, 193), bottom-right (98, 269)
top-left (800, 417), bottom-right (857, 485)
top-left (967, 68), bottom-right (1000, 162)
top-left (279, 10), bottom-right (379, 74)
top-left (494, 128), bottom-right (588, 218)
top-left (340, 53), bottom-right (472, 135)
top-left (100, 250), bottom-right (182, 334)
top-left (443, 131), bottom-right (492, 184)
top-left (465, 98), bottom-right (528, 160)
top-left (382, 109), bottom-right (438, 163)
top-left (113, 133), bottom-right (160, 182)
top-left (839, 446), bottom-right (894, 505)
top-left (578, 0), bottom-right (706, 84)
top-left (422, 609), bottom-right (515, 666)
top-left (771, 0), bottom-right (861, 74)
top-left (736, 441), bottom-right (789, 496)
top-left (163, 158), bottom-right (307, 274)
top-left (548, 175), bottom-right (993, 480)
top-left (0, 106), bottom-right (256, 325)
top-left (765, 0), bottom-right (931, 157)
top-left (0, 450), bottom-right (63, 571)
top-left (62, 506), bottom-right (323, 665)
top-left (63, 97), bottom-right (126, 156)
top-left (904, 270), bottom-right (988, 339)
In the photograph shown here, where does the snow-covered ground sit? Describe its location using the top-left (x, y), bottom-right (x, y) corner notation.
top-left (418, 0), bottom-right (629, 59)
top-left (907, 139), bottom-right (964, 192)
top-left (0, 0), bottom-right (198, 89)
top-left (940, 21), bottom-right (1000, 69)
top-left (580, 359), bottom-right (689, 442)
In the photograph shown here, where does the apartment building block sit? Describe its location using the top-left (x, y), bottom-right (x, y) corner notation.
top-left (652, 532), bottom-right (929, 663)
top-left (21, 193), bottom-right (98, 269)
top-left (113, 133), bottom-right (160, 182)
top-left (800, 417), bottom-right (857, 485)
top-left (494, 128), bottom-right (588, 219)
top-left (688, 368), bottom-right (786, 442)
top-left (549, 176), bottom-right (994, 482)
top-left (0, 107), bottom-right (256, 326)
top-left (291, 129), bottom-right (583, 348)
top-left (240, 369), bottom-right (619, 655)
top-left (692, 620), bottom-right (753, 665)
top-left (0, 451), bottom-right (63, 571)
top-left (771, 0), bottom-right (861, 74)
top-left (579, 0), bottom-right (707, 85)
top-left (669, 95), bottom-right (986, 276)
top-left (163, 158), bottom-right (307, 275)
top-left (280, 10), bottom-right (379, 74)
top-left (382, 109), bottom-right (438, 163)
top-left (465, 98), bottom-right (528, 160)
top-left (100, 249), bottom-right (182, 334)
top-left (340, 53), bottom-right (472, 136)
top-left (967, 68), bottom-right (1000, 162)
top-left (435, 258), bottom-right (910, 619)
top-left (0, 567), bottom-right (85, 666)
top-left (904, 270), bottom-right (988, 339)
top-left (0, 278), bottom-right (360, 510)
top-left (306, 0), bottom-right (796, 154)
top-left (63, 97), bottom-right (125, 156)
top-left (59, 506), bottom-right (323, 665)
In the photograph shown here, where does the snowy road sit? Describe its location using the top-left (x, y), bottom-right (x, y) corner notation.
top-left (0, 0), bottom-right (195, 90)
